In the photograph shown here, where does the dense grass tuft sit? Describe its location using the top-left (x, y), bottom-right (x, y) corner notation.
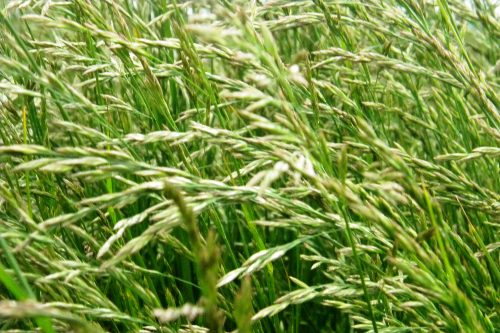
top-left (1, 0), bottom-right (500, 332)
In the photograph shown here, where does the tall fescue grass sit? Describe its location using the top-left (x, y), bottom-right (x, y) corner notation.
top-left (1, 0), bottom-right (500, 332)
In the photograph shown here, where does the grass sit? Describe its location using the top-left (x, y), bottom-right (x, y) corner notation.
top-left (1, 0), bottom-right (500, 332)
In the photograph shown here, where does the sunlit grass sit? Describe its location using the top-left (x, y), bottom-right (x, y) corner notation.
top-left (1, 0), bottom-right (500, 332)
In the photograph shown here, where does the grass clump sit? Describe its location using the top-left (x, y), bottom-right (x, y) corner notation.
top-left (1, 0), bottom-right (500, 332)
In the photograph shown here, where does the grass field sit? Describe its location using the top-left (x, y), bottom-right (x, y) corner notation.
top-left (1, 0), bottom-right (500, 332)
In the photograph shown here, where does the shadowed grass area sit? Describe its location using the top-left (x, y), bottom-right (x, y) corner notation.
top-left (1, 0), bottom-right (500, 332)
